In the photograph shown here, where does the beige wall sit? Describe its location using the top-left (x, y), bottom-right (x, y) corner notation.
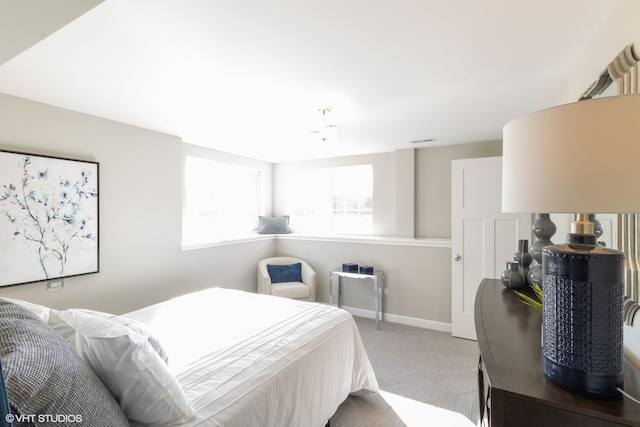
top-left (0, 95), bottom-right (508, 330)
top-left (554, 0), bottom-right (640, 104)
top-left (415, 140), bottom-right (503, 238)
top-left (273, 140), bottom-right (503, 326)
top-left (0, 92), bottom-right (274, 314)
top-left (276, 238), bottom-right (451, 325)
top-left (395, 148), bottom-right (415, 238)
top-left (273, 142), bottom-right (502, 240)
top-left (0, 91), bottom-right (506, 328)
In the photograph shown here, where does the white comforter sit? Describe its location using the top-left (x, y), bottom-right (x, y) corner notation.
top-left (125, 288), bottom-right (378, 427)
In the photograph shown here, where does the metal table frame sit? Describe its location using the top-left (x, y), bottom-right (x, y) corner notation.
top-left (329, 268), bottom-right (385, 329)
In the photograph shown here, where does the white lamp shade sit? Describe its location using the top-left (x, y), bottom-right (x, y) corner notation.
top-left (502, 94), bottom-right (640, 214)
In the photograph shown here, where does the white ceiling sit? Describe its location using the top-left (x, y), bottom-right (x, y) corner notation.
top-left (0, 0), bottom-right (618, 162)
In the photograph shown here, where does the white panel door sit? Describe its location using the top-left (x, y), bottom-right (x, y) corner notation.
top-left (451, 157), bottom-right (531, 340)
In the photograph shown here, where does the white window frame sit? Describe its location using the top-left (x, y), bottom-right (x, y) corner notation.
top-left (285, 164), bottom-right (373, 235)
top-left (182, 156), bottom-right (263, 244)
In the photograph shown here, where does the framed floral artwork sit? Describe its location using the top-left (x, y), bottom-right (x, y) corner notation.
top-left (0, 149), bottom-right (99, 287)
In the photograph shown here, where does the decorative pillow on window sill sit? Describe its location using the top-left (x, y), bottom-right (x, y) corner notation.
top-left (258, 215), bottom-right (291, 234)
top-left (267, 263), bottom-right (302, 283)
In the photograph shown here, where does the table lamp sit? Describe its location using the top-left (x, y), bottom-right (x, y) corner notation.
top-left (502, 94), bottom-right (640, 399)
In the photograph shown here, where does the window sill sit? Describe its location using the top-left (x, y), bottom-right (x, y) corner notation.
top-left (275, 233), bottom-right (451, 248)
top-left (181, 233), bottom-right (272, 251)
top-left (182, 232), bottom-right (451, 251)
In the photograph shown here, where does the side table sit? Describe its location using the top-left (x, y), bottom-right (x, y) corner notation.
top-left (329, 268), bottom-right (385, 330)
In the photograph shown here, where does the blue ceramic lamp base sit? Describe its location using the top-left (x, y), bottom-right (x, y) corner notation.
top-left (542, 233), bottom-right (625, 400)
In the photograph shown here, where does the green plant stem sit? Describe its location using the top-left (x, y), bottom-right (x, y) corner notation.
top-left (513, 284), bottom-right (543, 313)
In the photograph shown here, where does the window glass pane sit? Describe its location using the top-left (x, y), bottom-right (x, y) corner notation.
top-left (183, 156), bottom-right (261, 243)
top-left (331, 165), bottom-right (373, 234)
top-left (286, 164), bottom-right (372, 234)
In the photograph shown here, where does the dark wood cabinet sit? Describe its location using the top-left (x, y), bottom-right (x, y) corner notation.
top-left (475, 278), bottom-right (640, 427)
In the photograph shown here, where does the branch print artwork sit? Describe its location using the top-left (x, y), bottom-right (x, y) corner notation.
top-left (0, 151), bottom-right (98, 287)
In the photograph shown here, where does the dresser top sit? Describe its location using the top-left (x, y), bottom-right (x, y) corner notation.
top-left (475, 278), bottom-right (640, 425)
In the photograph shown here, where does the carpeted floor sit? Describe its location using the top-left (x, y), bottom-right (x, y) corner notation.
top-left (330, 316), bottom-right (479, 426)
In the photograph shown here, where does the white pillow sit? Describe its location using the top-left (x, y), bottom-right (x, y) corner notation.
top-left (48, 310), bottom-right (195, 426)
top-left (63, 308), bottom-right (169, 363)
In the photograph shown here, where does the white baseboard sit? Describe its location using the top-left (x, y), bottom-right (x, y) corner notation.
top-left (341, 305), bottom-right (452, 333)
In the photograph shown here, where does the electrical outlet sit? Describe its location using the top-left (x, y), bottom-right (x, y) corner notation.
top-left (383, 288), bottom-right (388, 295)
top-left (47, 279), bottom-right (64, 291)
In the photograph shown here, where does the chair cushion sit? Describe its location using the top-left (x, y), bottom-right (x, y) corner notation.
top-left (267, 263), bottom-right (302, 283)
top-left (271, 282), bottom-right (311, 300)
top-left (258, 215), bottom-right (291, 234)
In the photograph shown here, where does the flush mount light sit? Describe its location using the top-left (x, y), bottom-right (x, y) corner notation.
top-left (311, 107), bottom-right (339, 142)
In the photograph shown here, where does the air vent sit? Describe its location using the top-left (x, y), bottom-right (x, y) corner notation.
top-left (410, 138), bottom-right (437, 144)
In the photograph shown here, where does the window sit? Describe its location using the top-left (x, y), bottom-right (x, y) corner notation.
top-left (183, 156), bottom-right (262, 243)
top-left (285, 164), bottom-right (373, 234)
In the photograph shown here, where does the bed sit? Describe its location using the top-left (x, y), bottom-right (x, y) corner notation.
top-left (0, 287), bottom-right (378, 426)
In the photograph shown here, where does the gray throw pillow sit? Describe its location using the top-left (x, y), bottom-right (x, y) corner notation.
top-left (258, 215), bottom-right (291, 234)
top-left (0, 300), bottom-right (129, 426)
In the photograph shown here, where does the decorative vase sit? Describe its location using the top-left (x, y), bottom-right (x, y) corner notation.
top-left (528, 214), bottom-right (556, 286)
top-left (501, 261), bottom-right (526, 290)
top-left (542, 234), bottom-right (624, 398)
top-left (589, 214), bottom-right (604, 245)
top-left (513, 239), bottom-right (533, 285)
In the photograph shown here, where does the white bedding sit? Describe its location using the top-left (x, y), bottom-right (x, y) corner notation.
top-left (124, 287), bottom-right (379, 427)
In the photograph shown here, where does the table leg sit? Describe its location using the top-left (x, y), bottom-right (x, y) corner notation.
top-left (373, 276), bottom-right (379, 330)
top-left (380, 274), bottom-right (385, 323)
top-left (329, 273), bottom-right (333, 306)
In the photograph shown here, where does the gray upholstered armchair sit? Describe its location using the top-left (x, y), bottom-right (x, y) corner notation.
top-left (257, 257), bottom-right (317, 301)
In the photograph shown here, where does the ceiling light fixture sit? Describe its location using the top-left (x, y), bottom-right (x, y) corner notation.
top-left (311, 107), bottom-right (339, 142)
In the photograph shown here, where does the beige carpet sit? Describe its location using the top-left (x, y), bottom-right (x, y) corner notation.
top-left (331, 316), bottom-right (478, 426)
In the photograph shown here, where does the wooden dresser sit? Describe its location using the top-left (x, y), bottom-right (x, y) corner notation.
top-left (475, 278), bottom-right (640, 427)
